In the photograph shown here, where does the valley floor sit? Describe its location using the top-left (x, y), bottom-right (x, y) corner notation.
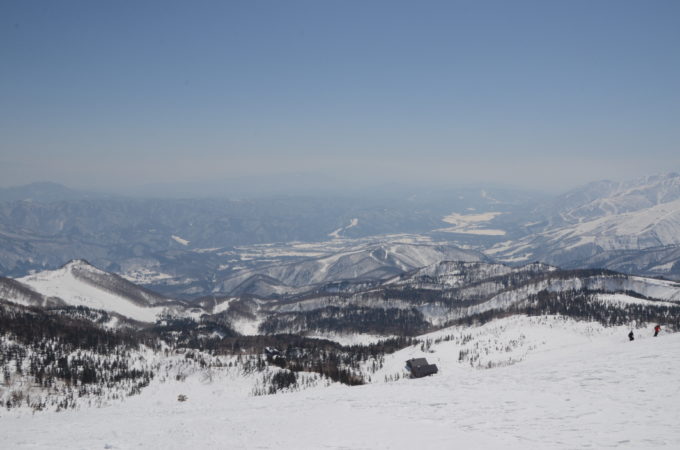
top-left (2, 317), bottom-right (679, 449)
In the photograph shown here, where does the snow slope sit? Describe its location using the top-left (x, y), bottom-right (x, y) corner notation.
top-left (0, 277), bottom-right (62, 308)
top-left (492, 198), bottom-right (680, 260)
top-left (17, 260), bottom-right (192, 322)
top-left (2, 316), bottom-right (678, 449)
top-left (535, 172), bottom-right (680, 227)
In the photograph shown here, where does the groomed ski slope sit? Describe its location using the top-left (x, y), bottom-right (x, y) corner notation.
top-left (2, 316), bottom-right (679, 449)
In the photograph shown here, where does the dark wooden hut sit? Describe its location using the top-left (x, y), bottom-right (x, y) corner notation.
top-left (406, 357), bottom-right (438, 378)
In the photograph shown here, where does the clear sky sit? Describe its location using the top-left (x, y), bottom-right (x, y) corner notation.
top-left (1, 0), bottom-right (679, 195)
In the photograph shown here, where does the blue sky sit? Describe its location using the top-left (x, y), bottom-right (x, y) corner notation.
top-left (1, 0), bottom-right (679, 194)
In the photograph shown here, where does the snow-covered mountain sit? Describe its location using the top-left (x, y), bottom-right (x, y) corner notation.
top-left (387, 260), bottom-right (556, 289)
top-left (229, 260), bottom-right (680, 337)
top-left (13, 260), bottom-right (199, 323)
top-left (533, 172), bottom-right (680, 227)
top-left (489, 173), bottom-right (680, 278)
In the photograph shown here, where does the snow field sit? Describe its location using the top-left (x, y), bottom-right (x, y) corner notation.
top-left (2, 316), bottom-right (678, 449)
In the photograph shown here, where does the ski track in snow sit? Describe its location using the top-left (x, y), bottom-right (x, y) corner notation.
top-left (2, 317), bottom-right (679, 449)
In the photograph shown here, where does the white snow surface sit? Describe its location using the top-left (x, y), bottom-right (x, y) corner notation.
top-left (439, 211), bottom-right (506, 235)
top-left (328, 217), bottom-right (359, 238)
top-left (17, 262), bottom-right (174, 322)
top-left (171, 235), bottom-right (190, 246)
top-left (2, 316), bottom-right (679, 449)
top-left (228, 316), bottom-right (264, 335)
top-left (304, 331), bottom-right (394, 346)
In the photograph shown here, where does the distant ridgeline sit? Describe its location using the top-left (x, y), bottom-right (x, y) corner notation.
top-left (253, 264), bottom-right (680, 335)
top-left (4, 173), bottom-right (680, 292)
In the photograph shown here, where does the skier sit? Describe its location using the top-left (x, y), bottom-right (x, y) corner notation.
top-left (654, 324), bottom-right (661, 337)
top-left (628, 330), bottom-right (635, 341)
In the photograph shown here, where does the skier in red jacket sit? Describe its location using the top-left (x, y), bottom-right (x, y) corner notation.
top-left (654, 324), bottom-right (661, 337)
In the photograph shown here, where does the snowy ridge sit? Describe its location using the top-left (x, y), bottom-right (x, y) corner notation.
top-left (594, 293), bottom-right (680, 308)
top-left (17, 260), bottom-right (198, 323)
top-left (389, 260), bottom-right (556, 289)
top-left (492, 198), bottom-right (680, 259)
top-left (451, 274), bottom-right (680, 323)
top-left (231, 261), bottom-right (680, 338)
top-left (537, 172), bottom-right (680, 226)
top-left (431, 272), bottom-right (680, 325)
top-left (9, 257), bottom-right (679, 336)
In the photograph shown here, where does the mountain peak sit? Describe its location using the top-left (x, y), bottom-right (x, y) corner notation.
top-left (62, 259), bottom-right (96, 270)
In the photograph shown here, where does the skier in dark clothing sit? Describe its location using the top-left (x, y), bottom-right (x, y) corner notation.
top-left (628, 330), bottom-right (635, 341)
top-left (654, 324), bottom-right (661, 337)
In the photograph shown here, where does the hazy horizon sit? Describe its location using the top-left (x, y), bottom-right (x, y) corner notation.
top-left (2, 1), bottom-right (679, 195)
top-left (4, 169), bottom-right (680, 201)
top-left (3, 163), bottom-right (679, 199)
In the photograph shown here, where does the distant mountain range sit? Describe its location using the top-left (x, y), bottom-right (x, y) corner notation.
top-left (0, 182), bottom-right (535, 296)
top-left (1, 172), bottom-right (680, 300)
top-left (489, 172), bottom-right (680, 278)
top-left (3, 258), bottom-right (679, 338)
top-left (213, 242), bottom-right (487, 297)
